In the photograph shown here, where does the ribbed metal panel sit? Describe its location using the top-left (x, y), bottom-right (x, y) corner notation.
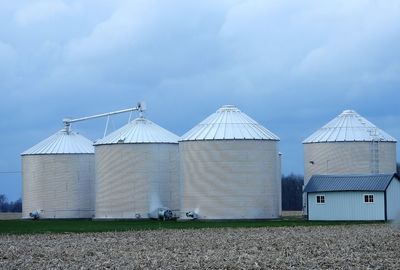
top-left (181, 105), bottom-right (279, 141)
top-left (304, 142), bottom-right (396, 184)
top-left (303, 110), bottom-right (396, 143)
top-left (22, 154), bottom-right (95, 219)
top-left (22, 129), bottom-right (94, 155)
top-left (94, 144), bottom-right (179, 219)
top-left (304, 174), bottom-right (395, 193)
top-left (180, 140), bottom-right (281, 219)
top-left (94, 117), bottom-right (179, 145)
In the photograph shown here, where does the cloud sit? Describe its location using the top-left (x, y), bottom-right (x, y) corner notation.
top-left (14, 0), bottom-right (71, 26)
top-left (59, 1), bottom-right (234, 93)
top-left (1, 1), bottom-right (400, 200)
top-left (64, 1), bottom-right (154, 62)
top-left (220, 0), bottom-right (400, 87)
top-left (0, 41), bottom-right (18, 88)
top-left (0, 40), bottom-right (17, 66)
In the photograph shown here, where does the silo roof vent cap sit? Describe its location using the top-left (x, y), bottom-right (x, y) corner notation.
top-left (218, 105), bottom-right (241, 112)
top-left (341, 109), bottom-right (356, 115)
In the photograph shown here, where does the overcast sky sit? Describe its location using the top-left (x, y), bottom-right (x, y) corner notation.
top-left (1, 0), bottom-right (400, 200)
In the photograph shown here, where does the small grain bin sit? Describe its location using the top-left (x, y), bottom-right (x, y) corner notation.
top-left (21, 128), bottom-right (95, 219)
top-left (180, 105), bottom-right (281, 219)
top-left (303, 110), bottom-right (397, 184)
top-left (94, 117), bottom-right (179, 219)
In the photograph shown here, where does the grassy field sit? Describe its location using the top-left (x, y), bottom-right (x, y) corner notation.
top-left (0, 218), bottom-right (384, 235)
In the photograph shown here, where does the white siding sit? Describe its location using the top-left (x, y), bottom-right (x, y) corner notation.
top-left (386, 178), bottom-right (400, 220)
top-left (22, 154), bottom-right (95, 219)
top-left (180, 140), bottom-right (280, 219)
top-left (307, 191), bottom-right (385, 221)
top-left (94, 143), bottom-right (179, 219)
top-left (277, 153), bottom-right (282, 215)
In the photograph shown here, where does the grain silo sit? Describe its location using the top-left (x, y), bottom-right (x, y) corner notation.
top-left (303, 109), bottom-right (397, 185)
top-left (180, 105), bottom-right (281, 220)
top-left (21, 127), bottom-right (95, 219)
top-left (94, 117), bottom-right (179, 219)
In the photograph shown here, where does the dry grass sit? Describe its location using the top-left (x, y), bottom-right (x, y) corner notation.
top-left (0, 213), bottom-right (21, 220)
top-left (1, 224), bottom-right (399, 269)
top-left (281, 211), bottom-right (303, 217)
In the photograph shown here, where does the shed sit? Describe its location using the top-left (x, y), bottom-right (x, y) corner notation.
top-left (304, 174), bottom-right (400, 221)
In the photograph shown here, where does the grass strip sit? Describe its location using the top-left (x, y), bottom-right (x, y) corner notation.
top-left (0, 218), bottom-right (385, 235)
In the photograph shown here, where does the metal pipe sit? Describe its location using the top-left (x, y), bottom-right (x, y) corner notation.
top-left (62, 102), bottom-right (145, 131)
top-left (63, 106), bottom-right (141, 125)
top-left (128, 110), bottom-right (133, 123)
top-left (103, 115), bottom-right (110, 138)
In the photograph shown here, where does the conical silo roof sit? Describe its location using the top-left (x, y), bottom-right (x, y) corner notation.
top-left (94, 117), bottom-right (179, 145)
top-left (21, 128), bottom-right (94, 155)
top-left (303, 110), bottom-right (397, 143)
top-left (180, 105), bottom-right (280, 141)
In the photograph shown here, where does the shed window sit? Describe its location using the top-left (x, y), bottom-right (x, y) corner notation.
top-left (316, 195), bottom-right (325, 204)
top-left (364, 194), bottom-right (374, 203)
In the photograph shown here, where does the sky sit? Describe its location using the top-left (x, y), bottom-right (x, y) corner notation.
top-left (1, 0), bottom-right (400, 201)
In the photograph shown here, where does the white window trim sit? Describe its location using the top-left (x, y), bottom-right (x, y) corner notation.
top-left (316, 194), bottom-right (325, 205)
top-left (363, 194), bottom-right (374, 204)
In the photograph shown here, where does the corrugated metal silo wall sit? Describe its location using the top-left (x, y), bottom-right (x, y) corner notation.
top-left (22, 154), bottom-right (95, 219)
top-left (303, 141), bottom-right (396, 214)
top-left (94, 143), bottom-right (179, 219)
top-left (180, 140), bottom-right (281, 219)
top-left (304, 142), bottom-right (397, 185)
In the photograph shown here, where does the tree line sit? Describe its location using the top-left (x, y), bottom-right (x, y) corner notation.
top-left (0, 195), bottom-right (22, 212)
top-left (281, 174), bottom-right (303, 211)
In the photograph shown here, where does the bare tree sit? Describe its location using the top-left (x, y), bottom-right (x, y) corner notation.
top-left (0, 194), bottom-right (22, 212)
top-left (281, 174), bottom-right (303, 211)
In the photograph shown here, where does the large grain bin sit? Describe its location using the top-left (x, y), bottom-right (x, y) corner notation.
top-left (21, 128), bottom-right (95, 219)
top-left (303, 110), bottom-right (397, 183)
top-left (94, 117), bottom-right (179, 219)
top-left (303, 110), bottom-right (397, 212)
top-left (180, 105), bottom-right (281, 220)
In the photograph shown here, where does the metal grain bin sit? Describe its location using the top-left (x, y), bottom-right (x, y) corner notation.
top-left (303, 110), bottom-right (397, 211)
top-left (21, 128), bottom-right (95, 219)
top-left (303, 110), bottom-right (397, 183)
top-left (94, 117), bottom-right (179, 219)
top-left (180, 105), bottom-right (281, 219)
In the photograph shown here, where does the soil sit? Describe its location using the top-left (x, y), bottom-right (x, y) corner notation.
top-left (1, 224), bottom-right (399, 269)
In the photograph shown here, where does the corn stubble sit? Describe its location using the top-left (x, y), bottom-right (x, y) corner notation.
top-left (1, 224), bottom-right (399, 269)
